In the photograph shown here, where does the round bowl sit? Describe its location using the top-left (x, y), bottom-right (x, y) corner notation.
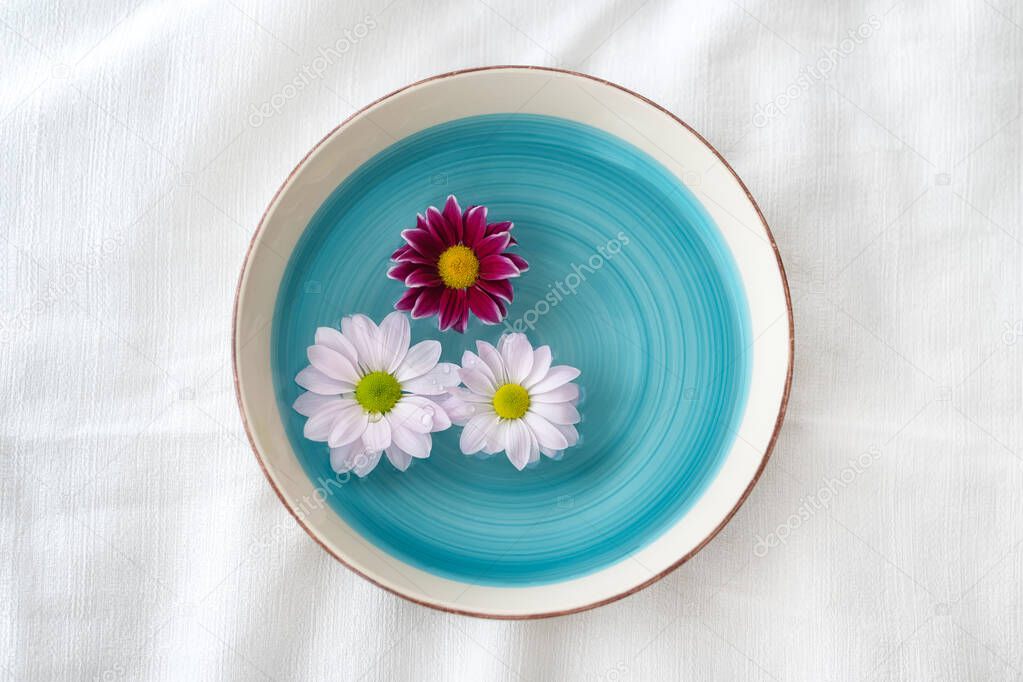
top-left (233, 66), bottom-right (792, 618)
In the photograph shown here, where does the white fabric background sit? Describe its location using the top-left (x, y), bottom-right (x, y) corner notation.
top-left (2, 0), bottom-right (1021, 679)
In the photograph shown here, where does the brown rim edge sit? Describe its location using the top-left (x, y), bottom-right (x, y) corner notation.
top-left (231, 65), bottom-right (794, 620)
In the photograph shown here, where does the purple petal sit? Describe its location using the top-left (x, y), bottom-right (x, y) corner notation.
top-left (468, 286), bottom-right (503, 324)
top-left (442, 195), bottom-right (463, 241)
top-left (406, 269), bottom-right (442, 288)
top-left (476, 277), bottom-right (513, 303)
top-left (392, 245), bottom-right (433, 265)
top-left (474, 232), bottom-right (511, 258)
top-left (426, 206), bottom-right (457, 244)
top-left (394, 288), bottom-right (419, 312)
top-left (419, 212), bottom-right (451, 248)
top-left (438, 288), bottom-right (458, 331)
top-left (463, 206), bottom-right (487, 246)
top-left (401, 228), bottom-right (443, 259)
top-left (454, 310), bottom-right (469, 333)
top-left (478, 254), bottom-right (520, 279)
top-left (485, 220), bottom-right (513, 237)
top-left (411, 286), bottom-right (443, 318)
top-left (387, 261), bottom-right (418, 281)
top-left (505, 253), bottom-right (529, 272)
top-left (439, 288), bottom-right (468, 332)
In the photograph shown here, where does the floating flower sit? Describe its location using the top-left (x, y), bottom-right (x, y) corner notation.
top-left (292, 312), bottom-right (458, 477)
top-left (443, 333), bottom-right (581, 470)
top-left (388, 195), bottom-right (528, 333)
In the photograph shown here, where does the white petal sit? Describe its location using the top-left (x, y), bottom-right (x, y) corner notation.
top-left (522, 346), bottom-right (552, 388)
top-left (460, 350), bottom-right (496, 385)
top-left (303, 401), bottom-right (347, 441)
top-left (341, 314), bottom-right (380, 370)
top-left (528, 427), bottom-right (540, 463)
top-left (528, 365), bottom-right (581, 394)
top-left (531, 383), bottom-right (579, 403)
top-left (293, 392), bottom-right (342, 417)
top-left (389, 421), bottom-right (432, 458)
top-left (308, 345), bottom-right (361, 384)
top-left (556, 422), bottom-right (579, 446)
top-left (530, 400), bottom-right (580, 425)
top-left (361, 417), bottom-right (392, 451)
top-left (330, 442), bottom-right (383, 474)
top-left (388, 400), bottom-right (433, 434)
top-left (395, 340), bottom-right (441, 381)
top-left (459, 367), bottom-right (495, 395)
top-left (460, 414), bottom-right (498, 454)
top-left (447, 387), bottom-right (493, 404)
top-left (523, 412), bottom-right (569, 451)
top-left (352, 450), bottom-right (383, 477)
top-left (402, 395), bottom-right (452, 432)
top-left (521, 422), bottom-right (540, 464)
top-left (500, 333), bottom-right (534, 383)
top-left (329, 442), bottom-right (360, 473)
top-left (327, 405), bottom-right (368, 447)
top-left (315, 327), bottom-right (358, 364)
top-left (539, 446), bottom-right (559, 459)
top-left (378, 312), bottom-right (411, 373)
top-left (476, 341), bottom-right (507, 384)
top-left (384, 445), bottom-right (413, 471)
top-left (505, 419), bottom-right (532, 470)
top-left (402, 363), bottom-right (459, 395)
top-left (424, 399), bottom-right (451, 432)
top-left (485, 420), bottom-right (509, 454)
top-left (296, 366), bottom-right (353, 395)
top-left (438, 393), bottom-right (480, 425)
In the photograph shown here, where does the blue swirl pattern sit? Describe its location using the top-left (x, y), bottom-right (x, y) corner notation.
top-left (271, 114), bottom-right (751, 586)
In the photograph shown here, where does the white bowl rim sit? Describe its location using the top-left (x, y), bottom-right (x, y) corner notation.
top-left (233, 65), bottom-right (793, 619)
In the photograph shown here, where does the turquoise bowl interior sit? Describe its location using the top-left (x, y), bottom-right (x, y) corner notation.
top-left (271, 113), bottom-right (751, 587)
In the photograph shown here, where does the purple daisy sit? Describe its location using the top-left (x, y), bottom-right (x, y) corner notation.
top-left (387, 195), bottom-right (528, 333)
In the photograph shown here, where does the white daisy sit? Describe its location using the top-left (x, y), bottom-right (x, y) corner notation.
top-left (444, 333), bottom-right (581, 470)
top-left (292, 311), bottom-right (458, 477)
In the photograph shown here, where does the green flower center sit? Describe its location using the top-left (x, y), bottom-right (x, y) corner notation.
top-left (437, 244), bottom-right (479, 289)
top-left (492, 383), bottom-right (530, 420)
top-left (354, 371), bottom-right (402, 414)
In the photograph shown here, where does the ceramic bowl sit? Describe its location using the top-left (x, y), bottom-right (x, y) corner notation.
top-left (233, 66), bottom-right (792, 618)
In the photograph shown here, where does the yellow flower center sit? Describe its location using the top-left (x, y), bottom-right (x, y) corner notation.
top-left (492, 383), bottom-right (530, 420)
top-left (437, 244), bottom-right (479, 289)
top-left (354, 371), bottom-right (402, 414)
